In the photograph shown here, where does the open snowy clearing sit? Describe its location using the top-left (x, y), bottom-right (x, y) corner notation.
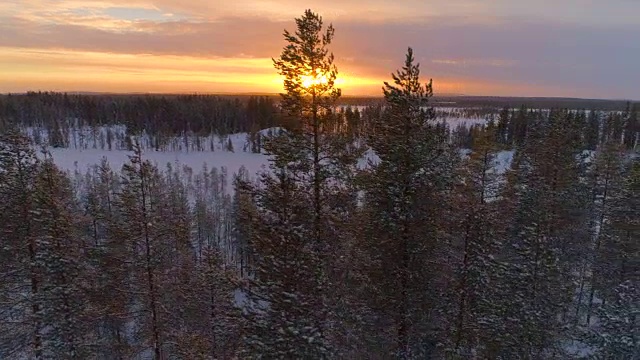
top-left (45, 136), bottom-right (514, 177)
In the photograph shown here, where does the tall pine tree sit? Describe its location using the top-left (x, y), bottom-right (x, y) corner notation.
top-left (240, 10), bottom-right (361, 358)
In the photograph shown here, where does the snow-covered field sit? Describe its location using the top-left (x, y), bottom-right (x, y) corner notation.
top-left (26, 125), bottom-right (515, 184)
top-left (46, 135), bottom-right (515, 182)
top-left (48, 143), bottom-right (268, 179)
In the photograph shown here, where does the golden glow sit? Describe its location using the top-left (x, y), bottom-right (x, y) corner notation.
top-left (1, 45), bottom-right (549, 96)
top-left (301, 74), bottom-right (329, 88)
top-left (0, 47), bottom-right (384, 95)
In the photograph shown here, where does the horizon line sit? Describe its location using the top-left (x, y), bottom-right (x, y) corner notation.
top-left (2, 90), bottom-right (637, 103)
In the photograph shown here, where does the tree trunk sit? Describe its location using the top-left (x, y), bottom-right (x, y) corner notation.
top-left (139, 157), bottom-right (162, 360)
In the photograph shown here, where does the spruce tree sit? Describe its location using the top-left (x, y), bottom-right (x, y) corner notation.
top-left (584, 157), bottom-right (639, 358)
top-left (590, 281), bottom-right (639, 358)
top-left (623, 104), bottom-right (638, 150)
top-left (446, 127), bottom-right (503, 357)
top-left (117, 145), bottom-right (169, 358)
top-left (83, 159), bottom-right (133, 357)
top-left (31, 156), bottom-right (88, 358)
top-left (495, 110), bottom-right (591, 357)
top-left (0, 132), bottom-right (41, 358)
top-left (583, 141), bottom-right (626, 324)
top-left (585, 110), bottom-right (601, 150)
top-left (496, 106), bottom-right (511, 145)
top-left (361, 48), bottom-right (456, 359)
top-left (175, 244), bottom-right (242, 358)
top-left (232, 166), bottom-right (256, 277)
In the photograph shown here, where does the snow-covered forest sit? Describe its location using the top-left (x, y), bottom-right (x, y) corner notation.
top-left (1, 10), bottom-right (638, 360)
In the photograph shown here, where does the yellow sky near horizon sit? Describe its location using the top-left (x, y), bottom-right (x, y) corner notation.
top-left (1, 0), bottom-right (638, 98)
top-left (0, 47), bottom-right (385, 95)
top-left (0, 46), bottom-right (560, 97)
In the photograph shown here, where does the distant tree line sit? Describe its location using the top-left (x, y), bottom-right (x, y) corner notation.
top-left (432, 96), bottom-right (636, 112)
top-left (0, 92), bottom-right (279, 137)
top-left (451, 105), bottom-right (639, 151)
top-left (0, 92), bottom-right (378, 152)
top-left (2, 91), bottom-right (637, 154)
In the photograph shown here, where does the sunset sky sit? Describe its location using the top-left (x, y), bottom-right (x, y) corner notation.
top-left (1, 0), bottom-right (638, 99)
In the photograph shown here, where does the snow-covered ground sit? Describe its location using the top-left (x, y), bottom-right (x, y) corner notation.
top-left (34, 129), bottom-right (266, 179)
top-left (47, 145), bottom-right (268, 179)
top-left (46, 137), bottom-right (515, 184)
top-left (495, 149), bottom-right (515, 174)
top-left (28, 125), bottom-right (515, 185)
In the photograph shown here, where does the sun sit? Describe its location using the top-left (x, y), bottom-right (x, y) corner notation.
top-left (301, 74), bottom-right (329, 88)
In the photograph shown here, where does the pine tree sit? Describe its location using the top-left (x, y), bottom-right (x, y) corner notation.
top-left (157, 162), bottom-right (199, 356)
top-left (495, 106), bottom-right (510, 145)
top-left (0, 132), bottom-right (42, 358)
top-left (117, 144), bottom-right (169, 358)
top-left (240, 10), bottom-right (361, 358)
top-left (31, 156), bottom-right (88, 358)
top-left (583, 141), bottom-right (626, 325)
top-left (175, 244), bottom-right (242, 358)
top-left (495, 110), bottom-right (591, 357)
top-left (510, 105), bottom-right (529, 146)
top-left (232, 166), bottom-right (256, 277)
top-left (361, 48), bottom-right (456, 359)
top-left (240, 165), bottom-right (325, 358)
top-left (83, 158), bottom-right (133, 358)
top-left (159, 163), bottom-right (242, 358)
top-left (592, 156), bottom-right (639, 316)
top-left (585, 110), bottom-right (601, 150)
top-left (585, 157), bottom-right (638, 358)
top-left (590, 281), bottom-right (639, 358)
top-left (623, 104), bottom-right (638, 150)
top-left (446, 127), bottom-right (503, 357)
